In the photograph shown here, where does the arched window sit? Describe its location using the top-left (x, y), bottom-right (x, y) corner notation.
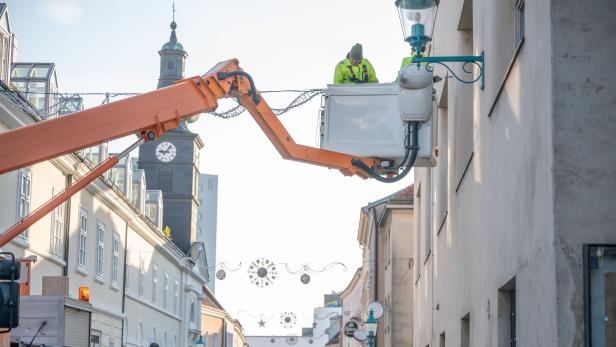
top-left (151, 326), bottom-right (157, 344)
top-left (138, 322), bottom-right (144, 347)
top-left (190, 301), bottom-right (196, 323)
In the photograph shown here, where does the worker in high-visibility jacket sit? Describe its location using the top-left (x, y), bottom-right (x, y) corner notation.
top-left (400, 46), bottom-right (427, 68)
top-left (333, 43), bottom-right (378, 84)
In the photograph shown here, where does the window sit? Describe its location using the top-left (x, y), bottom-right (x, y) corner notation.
top-left (50, 188), bottom-right (64, 256)
top-left (173, 279), bottom-right (179, 314)
top-left (125, 248), bottom-right (131, 290)
top-left (436, 108), bottom-right (449, 230)
top-left (190, 300), bottom-right (196, 323)
top-left (111, 232), bottom-right (120, 287)
top-left (151, 326), bottom-right (157, 344)
top-left (152, 263), bottom-right (158, 304)
top-left (173, 334), bottom-right (177, 347)
top-left (138, 322), bottom-right (144, 347)
top-left (163, 331), bottom-right (168, 347)
top-left (439, 332), bottom-right (445, 347)
top-left (163, 272), bottom-right (169, 309)
top-left (453, 1), bottom-right (474, 190)
top-left (461, 313), bottom-right (470, 347)
top-left (498, 277), bottom-right (516, 347)
top-left (586, 245), bottom-right (616, 346)
top-left (193, 169), bottom-right (199, 198)
top-left (78, 208), bottom-right (88, 268)
top-left (16, 168), bottom-right (31, 241)
top-left (95, 221), bottom-right (105, 278)
top-left (138, 257), bottom-right (145, 297)
top-left (515, 0), bottom-right (525, 46)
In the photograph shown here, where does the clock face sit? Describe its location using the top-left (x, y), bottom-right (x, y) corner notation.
top-left (155, 142), bottom-right (177, 162)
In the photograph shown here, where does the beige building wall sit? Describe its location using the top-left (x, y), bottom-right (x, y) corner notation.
top-left (0, 84), bottom-right (208, 347)
top-left (354, 187), bottom-right (413, 347)
top-left (382, 206), bottom-right (413, 347)
top-left (339, 268), bottom-right (363, 347)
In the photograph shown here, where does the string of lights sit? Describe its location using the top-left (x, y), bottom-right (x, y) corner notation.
top-left (2, 87), bottom-right (325, 119)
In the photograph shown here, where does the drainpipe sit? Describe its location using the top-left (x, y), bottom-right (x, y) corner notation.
top-left (62, 174), bottom-right (72, 276)
top-left (121, 220), bottom-right (129, 345)
top-left (370, 207), bottom-right (379, 303)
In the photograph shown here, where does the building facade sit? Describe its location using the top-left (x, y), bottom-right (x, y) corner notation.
top-left (138, 19), bottom-right (203, 255)
top-left (339, 268), bottom-right (363, 347)
top-left (197, 173), bottom-right (218, 294)
top-left (0, 4), bottom-right (208, 346)
top-left (411, 0), bottom-right (616, 346)
top-left (353, 186), bottom-right (414, 347)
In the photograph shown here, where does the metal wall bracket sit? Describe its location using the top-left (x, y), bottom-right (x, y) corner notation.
top-left (412, 51), bottom-right (485, 90)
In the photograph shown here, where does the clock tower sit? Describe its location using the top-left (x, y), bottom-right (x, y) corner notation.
top-left (138, 17), bottom-right (203, 254)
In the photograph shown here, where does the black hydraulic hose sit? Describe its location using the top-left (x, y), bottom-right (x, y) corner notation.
top-left (390, 122), bottom-right (413, 171)
top-left (216, 71), bottom-right (261, 105)
top-left (28, 320), bottom-right (47, 347)
top-left (352, 121), bottom-right (419, 183)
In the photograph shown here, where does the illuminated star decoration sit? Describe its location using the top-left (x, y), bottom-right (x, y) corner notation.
top-left (258, 319), bottom-right (266, 328)
top-left (248, 258), bottom-right (278, 287)
top-left (280, 311), bottom-right (297, 329)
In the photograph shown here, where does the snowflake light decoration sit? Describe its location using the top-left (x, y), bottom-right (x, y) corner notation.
top-left (248, 258), bottom-right (278, 287)
top-left (280, 311), bottom-right (297, 329)
top-left (286, 335), bottom-right (298, 345)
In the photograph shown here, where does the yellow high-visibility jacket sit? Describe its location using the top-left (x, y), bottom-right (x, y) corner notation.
top-left (400, 52), bottom-right (426, 68)
top-left (333, 58), bottom-right (378, 84)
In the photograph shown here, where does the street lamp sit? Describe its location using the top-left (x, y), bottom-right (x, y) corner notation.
top-left (194, 335), bottom-right (205, 346)
top-left (364, 309), bottom-right (378, 347)
top-left (395, 0), bottom-right (486, 89)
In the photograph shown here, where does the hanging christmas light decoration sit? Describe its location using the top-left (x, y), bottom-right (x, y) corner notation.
top-left (248, 258), bottom-right (278, 287)
top-left (284, 262), bottom-right (347, 285)
top-left (213, 262), bottom-right (242, 281)
top-left (258, 318), bottom-right (266, 328)
top-left (280, 311), bottom-right (297, 329)
top-left (285, 335), bottom-right (298, 345)
top-left (300, 273), bottom-right (311, 284)
top-left (216, 269), bottom-right (226, 280)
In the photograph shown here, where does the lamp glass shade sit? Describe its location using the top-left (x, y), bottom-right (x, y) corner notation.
top-left (397, 4), bottom-right (435, 45)
top-left (195, 335), bottom-right (205, 346)
top-left (364, 309), bottom-right (378, 336)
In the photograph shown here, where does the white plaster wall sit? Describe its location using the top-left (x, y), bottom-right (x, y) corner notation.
top-left (413, 0), bottom-right (557, 346)
top-left (124, 225), bottom-right (183, 347)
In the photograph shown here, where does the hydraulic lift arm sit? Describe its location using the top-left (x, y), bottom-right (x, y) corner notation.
top-left (0, 59), bottom-right (377, 247)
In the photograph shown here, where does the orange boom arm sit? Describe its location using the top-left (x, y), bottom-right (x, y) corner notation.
top-left (0, 59), bottom-right (376, 247)
top-left (0, 59), bottom-right (374, 176)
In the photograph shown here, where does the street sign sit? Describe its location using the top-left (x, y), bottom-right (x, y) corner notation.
top-left (344, 320), bottom-right (359, 337)
top-left (366, 301), bottom-right (384, 319)
top-left (353, 329), bottom-right (367, 342)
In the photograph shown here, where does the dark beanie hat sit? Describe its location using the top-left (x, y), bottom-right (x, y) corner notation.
top-left (350, 43), bottom-right (363, 60)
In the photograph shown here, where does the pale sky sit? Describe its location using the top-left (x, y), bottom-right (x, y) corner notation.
top-left (6, 0), bottom-right (413, 336)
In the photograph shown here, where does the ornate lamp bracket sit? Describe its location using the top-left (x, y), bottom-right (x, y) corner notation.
top-left (412, 51), bottom-right (485, 90)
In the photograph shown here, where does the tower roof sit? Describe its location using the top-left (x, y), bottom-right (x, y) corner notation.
top-left (160, 21), bottom-right (185, 52)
